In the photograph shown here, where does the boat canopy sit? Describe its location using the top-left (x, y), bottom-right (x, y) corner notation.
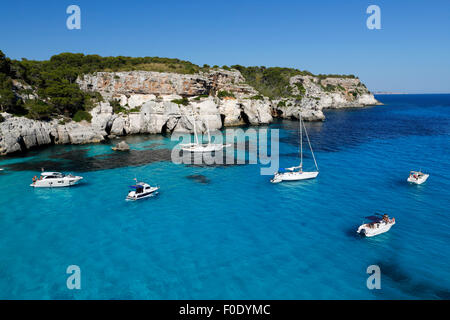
top-left (365, 215), bottom-right (382, 222)
top-left (129, 184), bottom-right (145, 192)
top-left (41, 172), bottom-right (63, 176)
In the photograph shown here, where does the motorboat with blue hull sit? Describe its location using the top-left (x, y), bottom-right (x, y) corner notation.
top-left (126, 182), bottom-right (159, 201)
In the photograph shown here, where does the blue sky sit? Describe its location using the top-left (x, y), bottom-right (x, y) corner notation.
top-left (0, 0), bottom-right (449, 93)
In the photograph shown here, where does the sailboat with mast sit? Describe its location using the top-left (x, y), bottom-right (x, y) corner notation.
top-left (271, 112), bottom-right (319, 183)
top-left (180, 112), bottom-right (227, 153)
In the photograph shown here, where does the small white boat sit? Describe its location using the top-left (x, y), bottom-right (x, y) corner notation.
top-left (181, 113), bottom-right (227, 153)
top-left (181, 143), bottom-right (225, 153)
top-left (271, 113), bottom-right (319, 183)
top-left (357, 214), bottom-right (396, 237)
top-left (126, 181), bottom-right (159, 201)
top-left (30, 172), bottom-right (83, 188)
top-left (407, 170), bottom-right (429, 185)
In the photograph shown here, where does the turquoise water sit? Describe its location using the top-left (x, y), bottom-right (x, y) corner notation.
top-left (0, 94), bottom-right (449, 299)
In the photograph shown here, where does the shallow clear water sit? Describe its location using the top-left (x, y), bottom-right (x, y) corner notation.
top-left (0, 94), bottom-right (449, 299)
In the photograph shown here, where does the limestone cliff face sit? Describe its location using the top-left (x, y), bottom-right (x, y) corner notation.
top-left (77, 69), bottom-right (272, 136)
top-left (0, 68), bottom-right (379, 155)
top-left (77, 69), bottom-right (256, 99)
top-left (77, 69), bottom-right (379, 133)
top-left (273, 75), bottom-right (379, 121)
top-left (0, 113), bottom-right (105, 155)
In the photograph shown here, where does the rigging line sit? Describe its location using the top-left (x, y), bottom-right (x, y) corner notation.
top-left (301, 117), bottom-right (319, 171)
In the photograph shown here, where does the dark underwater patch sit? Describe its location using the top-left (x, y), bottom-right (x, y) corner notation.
top-left (186, 174), bottom-right (211, 184)
top-left (374, 261), bottom-right (450, 299)
top-left (4, 148), bottom-right (173, 172)
top-left (180, 148), bottom-right (250, 168)
top-left (143, 143), bottom-right (165, 149)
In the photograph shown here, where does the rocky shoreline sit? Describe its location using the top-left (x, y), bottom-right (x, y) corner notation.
top-left (0, 68), bottom-right (380, 155)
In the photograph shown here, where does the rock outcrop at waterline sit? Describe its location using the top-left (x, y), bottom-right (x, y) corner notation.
top-left (0, 68), bottom-right (379, 155)
top-left (0, 113), bottom-right (105, 155)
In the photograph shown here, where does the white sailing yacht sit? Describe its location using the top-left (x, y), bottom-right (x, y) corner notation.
top-left (271, 113), bottom-right (319, 183)
top-left (180, 113), bottom-right (227, 153)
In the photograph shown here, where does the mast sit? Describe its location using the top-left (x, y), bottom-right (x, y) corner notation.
top-left (206, 117), bottom-right (211, 145)
top-left (192, 113), bottom-right (199, 145)
top-left (299, 112), bottom-right (303, 168)
top-left (302, 117), bottom-right (319, 172)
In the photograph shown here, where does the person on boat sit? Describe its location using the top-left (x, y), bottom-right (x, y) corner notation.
top-left (382, 214), bottom-right (389, 223)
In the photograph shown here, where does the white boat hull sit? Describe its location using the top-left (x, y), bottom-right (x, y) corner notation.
top-left (407, 174), bottom-right (429, 185)
top-left (30, 176), bottom-right (83, 188)
top-left (271, 171), bottom-right (319, 183)
top-left (181, 144), bottom-right (225, 153)
top-left (126, 187), bottom-right (159, 201)
top-left (357, 220), bottom-right (395, 237)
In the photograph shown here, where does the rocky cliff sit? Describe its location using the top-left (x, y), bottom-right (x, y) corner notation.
top-left (0, 68), bottom-right (379, 155)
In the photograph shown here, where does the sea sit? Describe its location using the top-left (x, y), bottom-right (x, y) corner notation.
top-left (0, 94), bottom-right (449, 299)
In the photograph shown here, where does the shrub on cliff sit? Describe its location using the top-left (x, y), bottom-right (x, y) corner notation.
top-left (193, 94), bottom-right (209, 101)
top-left (171, 97), bottom-right (189, 106)
top-left (295, 82), bottom-right (306, 95)
top-left (231, 66), bottom-right (302, 99)
top-left (110, 99), bottom-right (126, 114)
top-left (0, 50), bottom-right (12, 75)
top-left (25, 100), bottom-right (55, 121)
top-left (277, 100), bottom-right (286, 108)
top-left (73, 110), bottom-right (92, 122)
top-left (0, 76), bottom-right (18, 112)
top-left (217, 90), bottom-right (235, 99)
top-left (0, 52), bottom-right (24, 115)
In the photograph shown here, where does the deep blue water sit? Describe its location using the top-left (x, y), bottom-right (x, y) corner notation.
top-left (0, 94), bottom-right (449, 299)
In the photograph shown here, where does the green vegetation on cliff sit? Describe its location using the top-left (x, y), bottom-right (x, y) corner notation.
top-left (231, 65), bottom-right (356, 99)
top-left (217, 90), bottom-right (236, 99)
top-left (231, 66), bottom-right (305, 99)
top-left (0, 51), bottom-right (204, 120)
top-left (0, 50), bottom-right (359, 120)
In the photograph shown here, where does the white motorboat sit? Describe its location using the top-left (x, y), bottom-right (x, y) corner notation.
top-left (271, 113), bottom-right (319, 183)
top-left (181, 113), bottom-right (227, 153)
top-left (357, 214), bottom-right (396, 237)
top-left (407, 170), bottom-right (429, 185)
top-left (30, 172), bottom-right (83, 188)
top-left (126, 181), bottom-right (159, 201)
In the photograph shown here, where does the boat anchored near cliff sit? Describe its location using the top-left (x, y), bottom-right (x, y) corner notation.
top-left (271, 113), bottom-right (319, 183)
top-left (180, 113), bottom-right (228, 153)
top-left (30, 172), bottom-right (83, 188)
top-left (407, 170), bottom-right (429, 185)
